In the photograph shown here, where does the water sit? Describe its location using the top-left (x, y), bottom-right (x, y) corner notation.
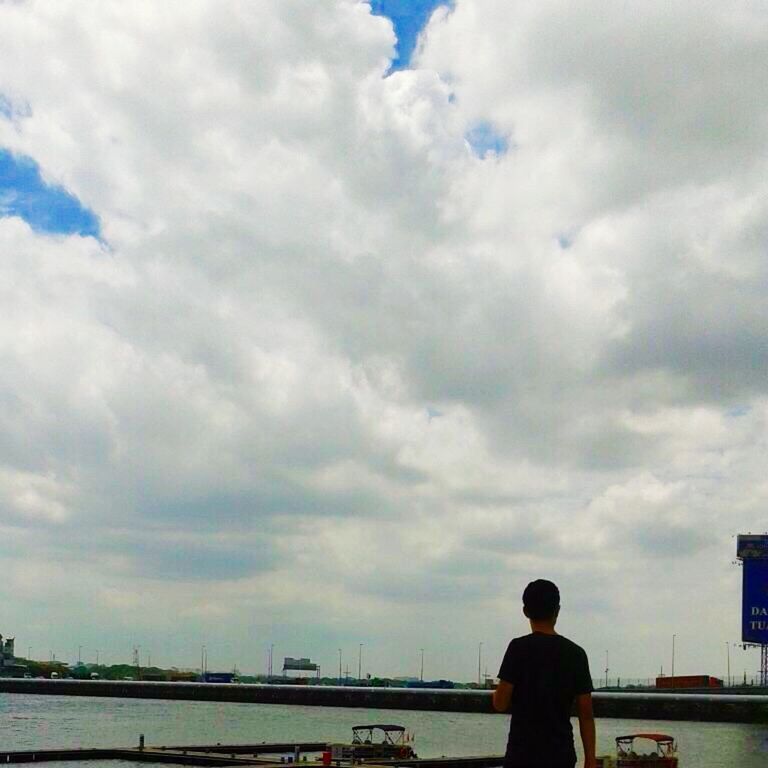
top-left (2, 694), bottom-right (767, 767)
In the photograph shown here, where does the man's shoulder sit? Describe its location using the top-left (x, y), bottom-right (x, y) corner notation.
top-left (507, 633), bottom-right (588, 659)
top-left (512, 632), bottom-right (583, 645)
top-left (556, 634), bottom-right (585, 649)
top-left (554, 634), bottom-right (588, 656)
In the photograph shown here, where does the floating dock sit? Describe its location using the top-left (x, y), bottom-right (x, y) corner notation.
top-left (1, 678), bottom-right (767, 723)
top-left (0, 740), bottom-right (505, 768)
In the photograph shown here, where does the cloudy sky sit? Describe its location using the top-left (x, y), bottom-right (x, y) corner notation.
top-left (1, 0), bottom-right (767, 682)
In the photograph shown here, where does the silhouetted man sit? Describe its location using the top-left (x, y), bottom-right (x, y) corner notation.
top-left (493, 580), bottom-right (596, 768)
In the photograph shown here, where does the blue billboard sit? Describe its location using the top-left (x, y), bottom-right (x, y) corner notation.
top-left (742, 558), bottom-right (768, 644)
top-left (737, 534), bottom-right (768, 559)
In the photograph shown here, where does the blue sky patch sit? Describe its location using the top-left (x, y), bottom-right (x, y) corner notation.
top-left (0, 148), bottom-right (100, 237)
top-left (465, 122), bottom-right (510, 159)
top-left (370, 0), bottom-right (449, 71)
top-left (0, 93), bottom-right (32, 122)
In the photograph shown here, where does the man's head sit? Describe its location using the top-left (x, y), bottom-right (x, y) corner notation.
top-left (522, 579), bottom-right (560, 622)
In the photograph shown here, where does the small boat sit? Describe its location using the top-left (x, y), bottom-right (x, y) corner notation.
top-left (597, 733), bottom-right (678, 767)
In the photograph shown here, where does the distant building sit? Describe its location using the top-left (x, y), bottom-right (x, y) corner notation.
top-left (656, 675), bottom-right (723, 689)
top-left (0, 634), bottom-right (14, 663)
top-left (405, 679), bottom-right (455, 689)
top-left (168, 669), bottom-right (198, 682)
top-left (0, 634), bottom-right (28, 678)
top-left (141, 671), bottom-right (167, 681)
top-left (201, 671), bottom-right (236, 683)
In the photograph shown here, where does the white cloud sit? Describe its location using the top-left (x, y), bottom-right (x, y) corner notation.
top-left (0, 0), bottom-right (767, 680)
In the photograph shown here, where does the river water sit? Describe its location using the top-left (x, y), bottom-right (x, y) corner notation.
top-left (2, 694), bottom-right (767, 767)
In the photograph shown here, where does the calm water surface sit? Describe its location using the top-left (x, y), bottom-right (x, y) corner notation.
top-left (2, 694), bottom-right (767, 767)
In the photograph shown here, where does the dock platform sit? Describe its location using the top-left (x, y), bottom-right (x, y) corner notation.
top-left (0, 741), bottom-right (505, 768)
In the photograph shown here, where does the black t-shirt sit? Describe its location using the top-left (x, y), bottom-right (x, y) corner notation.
top-left (497, 632), bottom-right (593, 766)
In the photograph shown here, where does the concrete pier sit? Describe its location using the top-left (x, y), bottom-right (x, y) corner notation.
top-left (1, 678), bottom-right (767, 723)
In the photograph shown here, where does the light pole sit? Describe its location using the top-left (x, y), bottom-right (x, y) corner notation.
top-left (338, 649), bottom-right (342, 682)
top-left (478, 642), bottom-right (483, 686)
top-left (27, 646), bottom-right (31, 660)
top-left (95, 650), bottom-right (101, 666)
top-left (269, 644), bottom-right (274, 678)
top-left (420, 649), bottom-right (424, 682)
top-left (78, 645), bottom-right (82, 664)
top-left (671, 635), bottom-right (676, 688)
top-left (605, 650), bottom-right (609, 689)
top-left (358, 644), bottom-right (363, 682)
top-left (726, 641), bottom-right (731, 687)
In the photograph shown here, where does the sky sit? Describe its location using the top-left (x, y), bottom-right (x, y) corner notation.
top-left (1, 0), bottom-right (767, 683)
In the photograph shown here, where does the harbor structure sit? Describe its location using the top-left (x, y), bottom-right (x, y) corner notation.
top-left (1, 678), bottom-right (768, 723)
top-left (0, 634), bottom-right (27, 678)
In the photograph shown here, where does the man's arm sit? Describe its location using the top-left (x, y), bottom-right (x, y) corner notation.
top-left (576, 693), bottom-right (596, 768)
top-left (492, 679), bottom-right (513, 713)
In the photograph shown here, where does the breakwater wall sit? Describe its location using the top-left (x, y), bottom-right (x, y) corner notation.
top-left (1, 679), bottom-right (767, 723)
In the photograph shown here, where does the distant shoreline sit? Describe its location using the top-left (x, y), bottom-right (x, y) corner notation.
top-left (1, 678), bottom-right (767, 723)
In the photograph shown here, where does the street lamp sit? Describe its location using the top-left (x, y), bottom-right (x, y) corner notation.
top-left (478, 642), bottom-right (483, 686)
top-left (671, 635), bottom-right (676, 688)
top-left (338, 649), bottom-right (343, 682)
top-left (605, 650), bottom-right (609, 689)
top-left (419, 649), bottom-right (424, 682)
top-left (725, 641), bottom-right (731, 687)
top-left (358, 644), bottom-right (363, 681)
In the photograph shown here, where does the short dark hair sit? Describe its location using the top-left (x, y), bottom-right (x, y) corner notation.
top-left (523, 579), bottom-right (560, 620)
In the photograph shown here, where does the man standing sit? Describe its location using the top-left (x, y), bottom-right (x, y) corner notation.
top-left (492, 580), bottom-right (596, 768)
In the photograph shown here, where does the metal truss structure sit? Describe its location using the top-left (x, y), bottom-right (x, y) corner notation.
top-left (761, 644), bottom-right (768, 687)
